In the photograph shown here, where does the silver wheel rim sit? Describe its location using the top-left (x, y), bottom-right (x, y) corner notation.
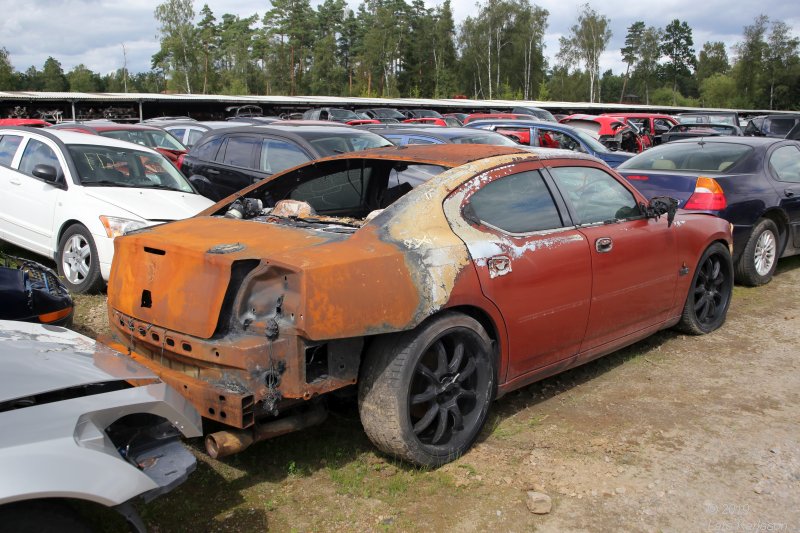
top-left (62, 234), bottom-right (92, 285)
top-left (754, 230), bottom-right (776, 276)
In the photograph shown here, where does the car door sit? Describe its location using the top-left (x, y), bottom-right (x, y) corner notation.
top-left (0, 135), bottom-right (66, 255)
top-left (766, 143), bottom-right (800, 247)
top-left (211, 134), bottom-right (263, 198)
top-left (546, 164), bottom-right (678, 351)
top-left (446, 160), bottom-right (592, 380)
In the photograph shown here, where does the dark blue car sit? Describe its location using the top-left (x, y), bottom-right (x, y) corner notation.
top-left (363, 126), bottom-right (520, 147)
top-left (616, 136), bottom-right (800, 286)
top-left (464, 119), bottom-right (635, 168)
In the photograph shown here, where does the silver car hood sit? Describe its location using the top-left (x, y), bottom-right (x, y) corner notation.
top-left (0, 320), bottom-right (157, 403)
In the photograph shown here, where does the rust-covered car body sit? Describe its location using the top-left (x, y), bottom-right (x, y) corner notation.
top-left (105, 144), bottom-right (733, 462)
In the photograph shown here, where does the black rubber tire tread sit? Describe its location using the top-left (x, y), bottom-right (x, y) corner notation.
top-left (676, 242), bottom-right (733, 335)
top-left (734, 218), bottom-right (780, 287)
top-left (57, 224), bottom-right (104, 294)
top-left (0, 500), bottom-right (92, 533)
top-left (358, 312), bottom-right (494, 467)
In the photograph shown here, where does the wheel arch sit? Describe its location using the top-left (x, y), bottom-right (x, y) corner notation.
top-left (759, 208), bottom-right (791, 256)
top-left (53, 219), bottom-right (87, 259)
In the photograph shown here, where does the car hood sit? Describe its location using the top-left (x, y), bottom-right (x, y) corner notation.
top-left (0, 320), bottom-right (157, 402)
top-left (83, 188), bottom-right (214, 221)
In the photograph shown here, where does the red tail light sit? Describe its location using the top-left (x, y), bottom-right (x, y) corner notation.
top-left (683, 176), bottom-right (727, 210)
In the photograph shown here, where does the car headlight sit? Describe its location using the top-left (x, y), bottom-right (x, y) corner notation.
top-left (99, 216), bottom-right (148, 238)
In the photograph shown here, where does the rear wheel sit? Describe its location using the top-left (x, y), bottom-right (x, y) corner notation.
top-left (735, 218), bottom-right (780, 286)
top-left (358, 312), bottom-right (495, 467)
top-left (676, 242), bottom-right (733, 335)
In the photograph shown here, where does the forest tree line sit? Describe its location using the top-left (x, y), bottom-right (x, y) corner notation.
top-left (0, 0), bottom-right (798, 110)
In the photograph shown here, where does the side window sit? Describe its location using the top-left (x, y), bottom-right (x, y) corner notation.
top-left (221, 136), bottom-right (259, 168)
top-left (770, 145), bottom-right (800, 183)
top-left (0, 135), bottom-right (23, 166)
top-left (383, 135), bottom-right (404, 145)
top-left (550, 166), bottom-right (641, 224)
top-left (464, 170), bottom-right (563, 234)
top-left (407, 137), bottom-right (436, 145)
top-left (18, 139), bottom-right (63, 178)
top-left (167, 128), bottom-right (187, 142)
top-left (192, 135), bottom-right (224, 161)
top-left (259, 139), bottom-right (311, 174)
top-left (186, 129), bottom-right (205, 147)
top-left (541, 129), bottom-right (582, 152)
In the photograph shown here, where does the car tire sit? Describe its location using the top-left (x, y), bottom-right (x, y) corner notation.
top-left (358, 312), bottom-right (495, 467)
top-left (676, 242), bottom-right (733, 335)
top-left (57, 224), bottom-right (103, 294)
top-left (0, 501), bottom-right (92, 533)
top-left (735, 218), bottom-right (780, 286)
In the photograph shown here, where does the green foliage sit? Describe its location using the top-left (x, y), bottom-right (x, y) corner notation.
top-left (557, 4), bottom-right (612, 103)
top-left (700, 73), bottom-right (737, 108)
top-left (696, 41), bottom-right (729, 84)
top-left (661, 19), bottom-right (696, 102)
top-left (41, 57), bottom-right (67, 92)
top-left (0, 47), bottom-right (14, 90)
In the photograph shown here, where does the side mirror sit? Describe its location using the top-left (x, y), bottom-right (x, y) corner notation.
top-left (31, 164), bottom-right (61, 185)
top-left (643, 196), bottom-right (679, 227)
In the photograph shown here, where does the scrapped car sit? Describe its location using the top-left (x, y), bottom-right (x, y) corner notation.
top-left (301, 107), bottom-right (379, 125)
top-left (510, 106), bottom-right (557, 122)
top-left (402, 117), bottom-right (462, 127)
top-left (616, 137), bottom-right (800, 285)
top-left (743, 114), bottom-right (800, 138)
top-left (465, 119), bottom-right (635, 167)
top-left (0, 320), bottom-right (201, 532)
top-left (675, 111), bottom-right (740, 126)
top-left (104, 144), bottom-right (733, 467)
top-left (0, 127), bottom-right (213, 293)
top-left (601, 113), bottom-right (679, 146)
top-left (462, 113), bottom-right (532, 125)
top-left (51, 122), bottom-right (189, 166)
top-left (180, 124), bottom-right (392, 201)
top-left (356, 108), bottom-right (406, 123)
top-left (160, 120), bottom-right (249, 148)
top-left (559, 114), bottom-right (646, 153)
top-left (0, 253), bottom-right (73, 326)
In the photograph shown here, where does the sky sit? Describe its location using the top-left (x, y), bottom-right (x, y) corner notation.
top-left (1, 0), bottom-right (799, 82)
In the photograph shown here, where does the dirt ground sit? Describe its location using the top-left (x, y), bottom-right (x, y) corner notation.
top-left (72, 258), bottom-right (800, 533)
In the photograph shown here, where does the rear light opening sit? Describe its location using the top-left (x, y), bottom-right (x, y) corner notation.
top-left (683, 176), bottom-right (727, 210)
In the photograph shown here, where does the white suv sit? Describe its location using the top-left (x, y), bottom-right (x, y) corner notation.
top-left (0, 127), bottom-right (213, 293)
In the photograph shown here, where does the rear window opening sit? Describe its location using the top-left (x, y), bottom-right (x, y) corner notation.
top-left (620, 143), bottom-right (753, 173)
top-left (211, 159), bottom-right (448, 230)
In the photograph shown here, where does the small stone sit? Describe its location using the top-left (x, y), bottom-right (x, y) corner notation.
top-left (754, 486), bottom-right (763, 494)
top-left (496, 510), bottom-right (502, 517)
top-left (503, 477), bottom-right (513, 485)
top-left (590, 490), bottom-right (598, 497)
top-left (647, 483), bottom-right (655, 489)
top-left (526, 491), bottom-right (552, 514)
top-left (380, 517), bottom-right (395, 526)
top-left (615, 487), bottom-right (626, 495)
top-left (770, 448), bottom-right (780, 454)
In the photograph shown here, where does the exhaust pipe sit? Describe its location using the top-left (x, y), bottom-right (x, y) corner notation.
top-left (205, 403), bottom-right (327, 459)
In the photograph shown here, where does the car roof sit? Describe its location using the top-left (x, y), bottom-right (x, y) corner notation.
top-left (379, 127), bottom-right (505, 139)
top-left (669, 136), bottom-right (784, 147)
top-left (467, 118), bottom-right (575, 130)
top-left (0, 126), bottom-right (164, 153)
top-left (52, 123), bottom-right (164, 133)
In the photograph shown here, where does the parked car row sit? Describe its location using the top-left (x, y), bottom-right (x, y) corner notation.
top-left (3, 106), bottom-right (799, 529)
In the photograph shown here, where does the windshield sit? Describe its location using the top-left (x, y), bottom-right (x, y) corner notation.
top-left (68, 144), bottom-right (195, 192)
top-left (303, 131), bottom-right (393, 156)
top-left (618, 142), bottom-right (753, 172)
top-left (99, 129), bottom-right (186, 151)
top-left (451, 132), bottom-right (519, 146)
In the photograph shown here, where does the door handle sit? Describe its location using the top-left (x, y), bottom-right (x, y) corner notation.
top-left (595, 237), bottom-right (613, 253)
top-left (9, 178), bottom-right (21, 185)
top-left (785, 189), bottom-right (797, 198)
top-left (206, 168), bottom-right (220, 175)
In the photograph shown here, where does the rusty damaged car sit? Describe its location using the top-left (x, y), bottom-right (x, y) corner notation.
top-left (103, 144), bottom-right (734, 467)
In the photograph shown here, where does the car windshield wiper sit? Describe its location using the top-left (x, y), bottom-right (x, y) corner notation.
top-left (134, 184), bottom-right (187, 192)
top-left (81, 180), bottom-right (135, 187)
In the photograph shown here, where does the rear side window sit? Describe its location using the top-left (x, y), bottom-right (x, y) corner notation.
top-left (0, 135), bottom-right (23, 166)
top-left (464, 170), bottom-right (563, 234)
top-left (221, 136), bottom-right (259, 168)
top-left (290, 168), bottom-right (372, 213)
top-left (407, 137), bottom-right (436, 145)
top-left (770, 145), bottom-right (800, 183)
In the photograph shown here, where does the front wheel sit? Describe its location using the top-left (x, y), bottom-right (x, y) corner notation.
top-left (676, 242), bottom-right (733, 335)
top-left (57, 224), bottom-right (103, 294)
top-left (735, 218), bottom-right (780, 286)
top-left (358, 312), bottom-right (495, 467)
